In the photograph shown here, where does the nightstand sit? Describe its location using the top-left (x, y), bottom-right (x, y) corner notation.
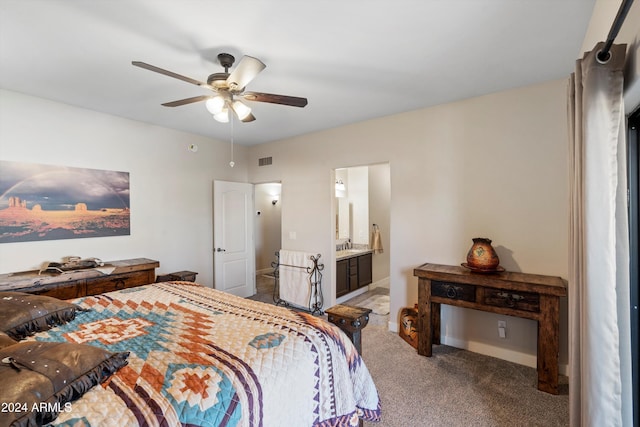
top-left (325, 304), bottom-right (372, 355)
top-left (156, 270), bottom-right (198, 282)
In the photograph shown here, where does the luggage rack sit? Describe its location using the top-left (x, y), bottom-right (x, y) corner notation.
top-left (271, 252), bottom-right (324, 315)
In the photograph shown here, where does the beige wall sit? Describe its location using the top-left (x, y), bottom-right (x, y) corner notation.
top-left (248, 78), bottom-right (569, 368)
top-left (0, 89), bottom-right (249, 287)
top-left (368, 163), bottom-right (391, 283)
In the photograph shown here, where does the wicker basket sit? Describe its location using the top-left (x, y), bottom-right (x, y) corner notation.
top-left (398, 304), bottom-right (418, 349)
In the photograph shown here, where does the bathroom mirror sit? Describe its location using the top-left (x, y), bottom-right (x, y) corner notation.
top-left (335, 167), bottom-right (369, 245)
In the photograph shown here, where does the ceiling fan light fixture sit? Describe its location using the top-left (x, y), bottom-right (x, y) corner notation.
top-left (231, 100), bottom-right (252, 121)
top-left (132, 55), bottom-right (307, 126)
top-left (214, 108), bottom-right (229, 123)
top-left (206, 95), bottom-right (226, 115)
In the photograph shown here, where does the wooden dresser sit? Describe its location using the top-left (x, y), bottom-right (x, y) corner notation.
top-left (0, 258), bottom-right (159, 299)
top-left (413, 263), bottom-right (567, 394)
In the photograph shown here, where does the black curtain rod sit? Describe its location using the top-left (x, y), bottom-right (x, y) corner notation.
top-left (597, 0), bottom-right (635, 62)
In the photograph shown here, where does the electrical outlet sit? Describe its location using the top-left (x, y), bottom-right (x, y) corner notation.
top-left (498, 320), bottom-right (506, 339)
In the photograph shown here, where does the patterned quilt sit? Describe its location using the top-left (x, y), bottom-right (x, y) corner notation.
top-left (28, 282), bottom-right (381, 426)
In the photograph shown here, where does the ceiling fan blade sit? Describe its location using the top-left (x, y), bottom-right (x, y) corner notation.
top-left (132, 61), bottom-right (209, 88)
top-left (226, 56), bottom-right (266, 90)
top-left (241, 112), bottom-right (256, 123)
top-left (242, 91), bottom-right (308, 108)
top-left (161, 95), bottom-right (211, 107)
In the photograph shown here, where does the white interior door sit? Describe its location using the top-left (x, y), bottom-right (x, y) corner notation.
top-left (213, 180), bottom-right (255, 297)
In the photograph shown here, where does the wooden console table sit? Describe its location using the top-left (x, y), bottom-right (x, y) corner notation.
top-left (413, 263), bottom-right (567, 394)
top-left (0, 258), bottom-right (159, 299)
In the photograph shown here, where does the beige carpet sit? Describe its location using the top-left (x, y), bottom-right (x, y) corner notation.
top-left (362, 325), bottom-right (569, 426)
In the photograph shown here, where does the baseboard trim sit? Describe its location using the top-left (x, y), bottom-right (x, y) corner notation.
top-left (442, 336), bottom-right (569, 376)
top-left (443, 336), bottom-right (536, 367)
top-left (382, 323), bottom-right (568, 375)
top-left (388, 321), bottom-right (398, 333)
top-left (369, 277), bottom-right (390, 289)
top-left (336, 286), bottom-right (369, 304)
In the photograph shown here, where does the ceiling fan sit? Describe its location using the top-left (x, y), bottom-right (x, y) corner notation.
top-left (132, 53), bottom-right (308, 123)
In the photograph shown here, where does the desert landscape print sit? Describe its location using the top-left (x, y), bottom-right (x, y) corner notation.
top-left (0, 161), bottom-right (130, 243)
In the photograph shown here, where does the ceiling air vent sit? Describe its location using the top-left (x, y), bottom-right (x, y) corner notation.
top-left (258, 157), bottom-right (273, 166)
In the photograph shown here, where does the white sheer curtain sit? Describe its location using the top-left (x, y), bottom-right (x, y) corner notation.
top-left (568, 42), bottom-right (632, 426)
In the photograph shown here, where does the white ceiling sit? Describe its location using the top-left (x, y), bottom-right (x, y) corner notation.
top-left (0, 0), bottom-right (596, 146)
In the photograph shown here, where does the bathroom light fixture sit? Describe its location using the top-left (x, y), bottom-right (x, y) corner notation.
top-left (335, 180), bottom-right (346, 198)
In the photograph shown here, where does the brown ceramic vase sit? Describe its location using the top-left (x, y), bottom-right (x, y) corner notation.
top-left (466, 237), bottom-right (500, 270)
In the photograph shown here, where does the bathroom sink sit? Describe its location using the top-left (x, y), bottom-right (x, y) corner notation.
top-left (336, 249), bottom-right (371, 259)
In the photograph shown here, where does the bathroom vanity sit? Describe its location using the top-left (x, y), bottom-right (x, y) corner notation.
top-left (336, 249), bottom-right (373, 297)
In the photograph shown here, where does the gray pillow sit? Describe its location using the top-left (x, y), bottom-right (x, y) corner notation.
top-left (0, 292), bottom-right (85, 340)
top-left (0, 341), bottom-right (129, 427)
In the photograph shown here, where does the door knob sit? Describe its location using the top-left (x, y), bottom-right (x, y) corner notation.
top-left (215, 248), bottom-right (226, 252)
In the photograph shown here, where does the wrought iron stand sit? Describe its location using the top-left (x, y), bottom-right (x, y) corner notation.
top-left (271, 252), bottom-right (324, 315)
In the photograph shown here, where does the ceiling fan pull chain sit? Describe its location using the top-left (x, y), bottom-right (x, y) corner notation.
top-left (229, 116), bottom-right (235, 168)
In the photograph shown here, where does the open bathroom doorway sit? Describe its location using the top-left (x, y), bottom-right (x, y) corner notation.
top-left (255, 182), bottom-right (282, 280)
top-left (334, 163), bottom-right (390, 301)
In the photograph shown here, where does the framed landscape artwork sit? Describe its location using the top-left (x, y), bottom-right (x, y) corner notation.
top-left (0, 161), bottom-right (130, 243)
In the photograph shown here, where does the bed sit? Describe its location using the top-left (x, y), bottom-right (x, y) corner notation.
top-left (0, 281), bottom-right (381, 426)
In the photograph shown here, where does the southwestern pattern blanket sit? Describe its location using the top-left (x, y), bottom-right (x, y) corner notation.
top-left (25, 282), bottom-right (380, 426)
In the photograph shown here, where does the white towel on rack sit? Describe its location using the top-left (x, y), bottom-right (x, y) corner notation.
top-left (279, 250), bottom-right (314, 308)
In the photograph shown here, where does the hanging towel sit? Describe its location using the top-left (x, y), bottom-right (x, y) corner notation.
top-left (371, 225), bottom-right (384, 254)
top-left (279, 250), bottom-right (315, 308)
